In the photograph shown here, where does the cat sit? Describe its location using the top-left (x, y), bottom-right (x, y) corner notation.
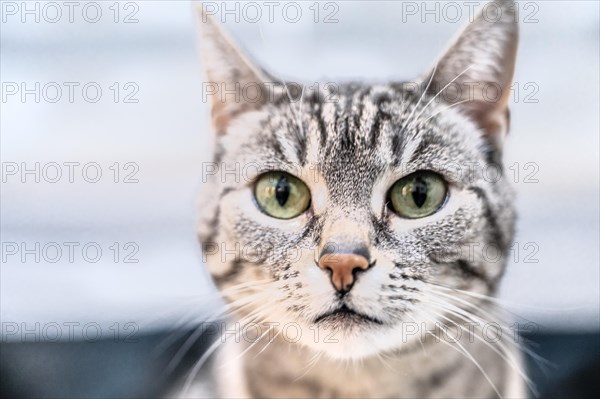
top-left (193, 0), bottom-right (528, 397)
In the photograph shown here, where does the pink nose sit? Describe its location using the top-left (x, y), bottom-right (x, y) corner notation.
top-left (318, 253), bottom-right (370, 293)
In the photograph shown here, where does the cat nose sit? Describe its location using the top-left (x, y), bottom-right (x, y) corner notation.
top-left (318, 246), bottom-right (372, 294)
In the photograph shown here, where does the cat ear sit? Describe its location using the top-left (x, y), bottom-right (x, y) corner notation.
top-left (426, 0), bottom-right (518, 144)
top-left (196, 7), bottom-right (271, 134)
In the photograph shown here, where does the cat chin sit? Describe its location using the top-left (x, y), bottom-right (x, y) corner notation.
top-left (294, 322), bottom-right (415, 361)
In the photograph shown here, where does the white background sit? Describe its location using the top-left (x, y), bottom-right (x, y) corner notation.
top-left (1, 1), bottom-right (598, 337)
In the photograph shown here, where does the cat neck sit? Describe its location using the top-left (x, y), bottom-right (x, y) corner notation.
top-left (214, 329), bottom-right (520, 398)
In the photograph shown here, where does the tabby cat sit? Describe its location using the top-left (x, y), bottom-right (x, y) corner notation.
top-left (193, 0), bottom-right (527, 397)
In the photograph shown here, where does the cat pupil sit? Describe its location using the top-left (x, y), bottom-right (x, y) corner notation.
top-left (275, 176), bottom-right (290, 206)
top-left (411, 177), bottom-right (428, 208)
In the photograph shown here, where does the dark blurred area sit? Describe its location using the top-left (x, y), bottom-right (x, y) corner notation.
top-left (1, 330), bottom-right (599, 398)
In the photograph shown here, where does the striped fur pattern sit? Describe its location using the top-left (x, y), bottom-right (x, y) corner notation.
top-left (194, 1), bottom-right (526, 397)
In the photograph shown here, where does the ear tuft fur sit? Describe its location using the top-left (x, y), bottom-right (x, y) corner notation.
top-left (426, 0), bottom-right (519, 144)
top-left (196, 6), bottom-right (270, 133)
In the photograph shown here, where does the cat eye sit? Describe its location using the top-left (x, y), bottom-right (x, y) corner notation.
top-left (388, 171), bottom-right (447, 219)
top-left (254, 172), bottom-right (311, 219)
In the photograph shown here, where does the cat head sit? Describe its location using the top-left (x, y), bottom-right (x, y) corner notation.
top-left (197, 0), bottom-right (518, 360)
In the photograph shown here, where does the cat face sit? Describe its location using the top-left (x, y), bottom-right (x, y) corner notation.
top-left (198, 0), bottom-right (518, 359)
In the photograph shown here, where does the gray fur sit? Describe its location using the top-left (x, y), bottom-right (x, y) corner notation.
top-left (193, 1), bottom-right (526, 398)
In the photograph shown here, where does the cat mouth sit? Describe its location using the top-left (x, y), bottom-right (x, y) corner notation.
top-left (314, 304), bottom-right (383, 326)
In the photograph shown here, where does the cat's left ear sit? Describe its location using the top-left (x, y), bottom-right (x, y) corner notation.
top-left (196, 7), bottom-right (272, 134)
top-left (426, 0), bottom-right (518, 144)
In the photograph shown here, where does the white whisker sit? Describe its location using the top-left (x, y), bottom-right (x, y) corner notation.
top-left (404, 64), bottom-right (473, 142)
top-left (400, 62), bottom-right (438, 136)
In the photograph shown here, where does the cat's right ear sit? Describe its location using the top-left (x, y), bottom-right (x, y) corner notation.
top-left (196, 6), bottom-right (271, 134)
top-left (424, 0), bottom-right (518, 147)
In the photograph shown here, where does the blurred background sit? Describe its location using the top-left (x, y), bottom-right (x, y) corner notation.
top-left (1, 1), bottom-right (598, 397)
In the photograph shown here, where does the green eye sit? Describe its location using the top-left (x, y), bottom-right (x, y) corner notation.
top-left (254, 172), bottom-right (310, 219)
top-left (389, 171), bottom-right (447, 218)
